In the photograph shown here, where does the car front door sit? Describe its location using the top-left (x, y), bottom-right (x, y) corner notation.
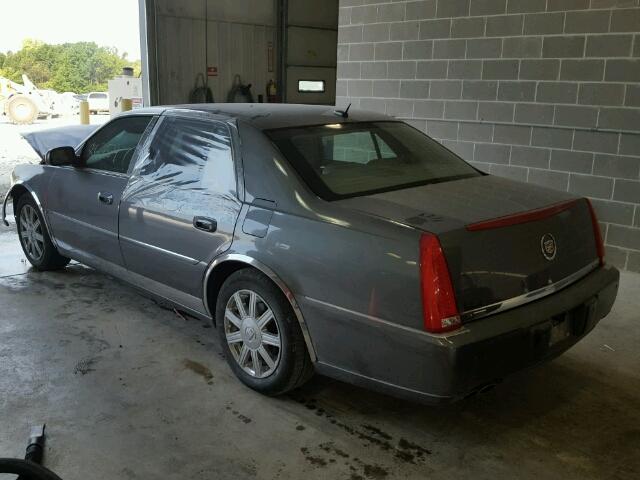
top-left (119, 113), bottom-right (242, 299)
top-left (47, 115), bottom-right (155, 266)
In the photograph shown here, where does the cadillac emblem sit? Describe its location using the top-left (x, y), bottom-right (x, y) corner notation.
top-left (541, 233), bottom-right (557, 261)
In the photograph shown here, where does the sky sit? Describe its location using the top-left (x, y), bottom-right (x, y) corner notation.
top-left (0, 0), bottom-right (141, 59)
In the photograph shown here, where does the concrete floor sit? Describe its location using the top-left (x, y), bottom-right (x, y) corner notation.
top-left (0, 220), bottom-right (639, 480)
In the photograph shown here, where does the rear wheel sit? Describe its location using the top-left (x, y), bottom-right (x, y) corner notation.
top-left (16, 195), bottom-right (70, 270)
top-left (216, 269), bottom-right (314, 395)
top-left (6, 95), bottom-right (38, 124)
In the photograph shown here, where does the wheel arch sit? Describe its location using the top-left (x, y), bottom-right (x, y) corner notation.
top-left (204, 254), bottom-right (317, 362)
top-left (2, 182), bottom-right (58, 248)
top-left (9, 184), bottom-right (30, 212)
top-left (3, 182), bottom-right (34, 225)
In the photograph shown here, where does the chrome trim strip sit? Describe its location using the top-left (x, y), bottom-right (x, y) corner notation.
top-left (49, 211), bottom-right (118, 239)
top-left (305, 260), bottom-right (599, 337)
top-left (303, 296), bottom-right (469, 342)
top-left (461, 260), bottom-right (600, 322)
top-left (203, 253), bottom-right (318, 362)
top-left (119, 235), bottom-right (200, 264)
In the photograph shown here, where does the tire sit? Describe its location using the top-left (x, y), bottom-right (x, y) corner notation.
top-left (16, 195), bottom-right (70, 271)
top-left (6, 95), bottom-right (38, 125)
top-left (216, 269), bottom-right (314, 395)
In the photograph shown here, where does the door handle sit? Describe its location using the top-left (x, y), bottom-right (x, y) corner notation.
top-left (193, 216), bottom-right (217, 233)
top-left (98, 192), bottom-right (114, 205)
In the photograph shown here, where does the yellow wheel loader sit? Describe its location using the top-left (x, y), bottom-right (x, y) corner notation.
top-left (0, 74), bottom-right (57, 125)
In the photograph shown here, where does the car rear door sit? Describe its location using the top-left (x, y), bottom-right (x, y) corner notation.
top-left (46, 115), bottom-right (155, 266)
top-left (119, 112), bottom-right (242, 298)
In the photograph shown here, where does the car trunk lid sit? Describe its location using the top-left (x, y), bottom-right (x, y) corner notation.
top-left (336, 175), bottom-right (599, 320)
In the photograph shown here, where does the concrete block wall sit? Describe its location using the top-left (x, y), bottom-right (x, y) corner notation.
top-left (336, 0), bottom-right (640, 272)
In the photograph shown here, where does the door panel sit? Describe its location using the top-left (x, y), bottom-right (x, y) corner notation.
top-left (119, 114), bottom-right (242, 298)
top-left (47, 169), bottom-right (128, 265)
top-left (46, 115), bottom-right (154, 265)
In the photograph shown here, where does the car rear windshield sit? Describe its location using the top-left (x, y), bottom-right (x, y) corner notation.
top-left (267, 121), bottom-right (481, 200)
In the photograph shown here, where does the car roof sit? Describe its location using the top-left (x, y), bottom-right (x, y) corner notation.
top-left (129, 103), bottom-right (392, 130)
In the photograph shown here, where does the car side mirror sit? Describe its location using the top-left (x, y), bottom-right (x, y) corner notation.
top-left (46, 146), bottom-right (82, 167)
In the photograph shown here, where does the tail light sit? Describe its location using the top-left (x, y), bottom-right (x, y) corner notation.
top-left (420, 233), bottom-right (461, 333)
top-left (585, 198), bottom-right (605, 266)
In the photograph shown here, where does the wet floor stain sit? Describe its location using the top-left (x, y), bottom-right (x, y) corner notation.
top-left (73, 357), bottom-right (99, 375)
top-left (290, 395), bottom-right (432, 477)
top-left (395, 438), bottom-right (431, 463)
top-left (301, 441), bottom-right (388, 479)
top-left (225, 405), bottom-right (252, 424)
top-left (70, 282), bottom-right (104, 290)
top-left (360, 462), bottom-right (388, 479)
top-left (300, 447), bottom-right (329, 466)
top-left (319, 442), bottom-right (349, 459)
top-left (183, 359), bottom-right (214, 385)
top-left (362, 424), bottom-right (392, 441)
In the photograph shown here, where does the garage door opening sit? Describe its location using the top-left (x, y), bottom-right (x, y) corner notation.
top-left (140, 0), bottom-right (339, 106)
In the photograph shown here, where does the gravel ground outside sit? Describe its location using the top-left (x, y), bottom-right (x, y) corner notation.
top-left (0, 114), bottom-right (108, 198)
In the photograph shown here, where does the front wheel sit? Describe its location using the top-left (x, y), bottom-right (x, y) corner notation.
top-left (16, 195), bottom-right (70, 270)
top-left (216, 269), bottom-right (313, 395)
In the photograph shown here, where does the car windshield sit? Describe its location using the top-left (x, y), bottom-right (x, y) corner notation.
top-left (267, 121), bottom-right (481, 200)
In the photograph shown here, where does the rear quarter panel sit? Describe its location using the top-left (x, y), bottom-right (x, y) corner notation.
top-left (229, 208), bottom-right (426, 367)
top-left (235, 122), bottom-right (426, 367)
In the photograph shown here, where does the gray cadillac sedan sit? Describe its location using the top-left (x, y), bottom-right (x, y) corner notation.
top-left (2, 104), bottom-right (619, 404)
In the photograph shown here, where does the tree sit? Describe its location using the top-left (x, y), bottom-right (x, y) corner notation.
top-left (0, 39), bottom-right (138, 93)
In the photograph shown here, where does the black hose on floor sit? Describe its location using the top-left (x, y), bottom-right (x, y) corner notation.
top-left (0, 458), bottom-right (64, 480)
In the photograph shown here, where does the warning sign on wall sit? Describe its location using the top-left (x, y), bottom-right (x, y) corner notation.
top-left (207, 67), bottom-right (218, 77)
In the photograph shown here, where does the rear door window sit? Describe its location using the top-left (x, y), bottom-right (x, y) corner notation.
top-left (137, 116), bottom-right (236, 194)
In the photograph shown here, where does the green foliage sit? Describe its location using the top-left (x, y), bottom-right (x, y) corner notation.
top-left (0, 39), bottom-right (138, 93)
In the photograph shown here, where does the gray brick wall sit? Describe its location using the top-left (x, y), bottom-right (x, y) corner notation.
top-left (337, 0), bottom-right (640, 272)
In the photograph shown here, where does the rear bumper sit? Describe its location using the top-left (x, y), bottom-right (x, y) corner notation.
top-left (310, 264), bottom-right (619, 405)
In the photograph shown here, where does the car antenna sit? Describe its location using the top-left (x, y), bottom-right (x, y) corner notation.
top-left (334, 103), bottom-right (351, 118)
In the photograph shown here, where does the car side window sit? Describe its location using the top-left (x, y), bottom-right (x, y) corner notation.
top-left (139, 116), bottom-right (235, 194)
top-left (81, 116), bottom-right (153, 174)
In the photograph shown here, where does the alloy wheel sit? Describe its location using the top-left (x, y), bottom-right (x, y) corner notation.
top-left (19, 204), bottom-right (45, 261)
top-left (224, 289), bottom-right (281, 379)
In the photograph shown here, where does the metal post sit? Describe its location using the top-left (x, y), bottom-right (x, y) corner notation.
top-left (120, 98), bottom-right (133, 112)
top-left (79, 101), bottom-right (90, 125)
